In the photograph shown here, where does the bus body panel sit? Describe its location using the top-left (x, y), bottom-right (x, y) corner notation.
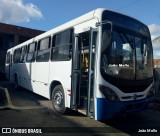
top-left (33, 61), bottom-right (50, 98)
top-left (96, 96), bottom-right (154, 121)
top-left (74, 18), bottom-right (98, 34)
top-left (33, 81), bottom-right (50, 99)
top-left (49, 61), bottom-right (72, 106)
top-left (96, 74), bottom-right (154, 101)
top-left (12, 63), bottom-right (34, 91)
top-left (34, 62), bottom-right (50, 84)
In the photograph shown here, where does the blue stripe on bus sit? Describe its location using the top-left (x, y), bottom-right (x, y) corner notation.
top-left (96, 96), bottom-right (154, 121)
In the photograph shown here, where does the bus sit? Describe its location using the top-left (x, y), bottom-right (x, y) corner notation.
top-left (5, 8), bottom-right (155, 121)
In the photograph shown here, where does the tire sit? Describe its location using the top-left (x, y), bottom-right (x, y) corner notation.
top-left (51, 85), bottom-right (68, 114)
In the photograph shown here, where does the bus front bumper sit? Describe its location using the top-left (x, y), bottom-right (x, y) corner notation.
top-left (96, 96), bottom-right (154, 121)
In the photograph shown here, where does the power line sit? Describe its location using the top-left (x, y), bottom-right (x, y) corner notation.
top-left (116, 0), bottom-right (141, 11)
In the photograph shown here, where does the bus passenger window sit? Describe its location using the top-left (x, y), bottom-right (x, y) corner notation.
top-left (26, 42), bottom-right (36, 62)
top-left (36, 37), bottom-right (50, 62)
top-left (13, 48), bottom-right (21, 63)
top-left (19, 46), bottom-right (27, 63)
top-left (6, 52), bottom-right (11, 64)
top-left (51, 29), bottom-right (73, 61)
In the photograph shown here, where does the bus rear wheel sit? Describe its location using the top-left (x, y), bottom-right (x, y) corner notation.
top-left (52, 85), bottom-right (68, 114)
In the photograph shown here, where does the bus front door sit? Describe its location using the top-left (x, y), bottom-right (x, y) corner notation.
top-left (87, 28), bottom-right (97, 117)
top-left (71, 28), bottom-right (97, 118)
top-left (71, 34), bottom-right (81, 109)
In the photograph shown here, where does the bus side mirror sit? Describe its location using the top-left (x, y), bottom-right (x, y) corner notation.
top-left (143, 44), bottom-right (147, 65)
top-left (143, 44), bottom-right (147, 56)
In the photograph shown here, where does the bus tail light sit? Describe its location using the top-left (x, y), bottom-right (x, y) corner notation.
top-left (99, 85), bottom-right (120, 102)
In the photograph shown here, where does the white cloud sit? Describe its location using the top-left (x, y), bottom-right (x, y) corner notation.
top-left (148, 24), bottom-right (160, 34)
top-left (152, 36), bottom-right (160, 50)
top-left (0, 0), bottom-right (43, 23)
top-left (148, 24), bottom-right (160, 40)
top-left (151, 34), bottom-right (159, 41)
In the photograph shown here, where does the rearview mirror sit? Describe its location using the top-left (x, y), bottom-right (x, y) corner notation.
top-left (143, 44), bottom-right (147, 65)
top-left (143, 44), bottom-right (147, 56)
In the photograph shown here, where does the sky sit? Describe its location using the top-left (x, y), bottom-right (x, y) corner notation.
top-left (0, 0), bottom-right (160, 58)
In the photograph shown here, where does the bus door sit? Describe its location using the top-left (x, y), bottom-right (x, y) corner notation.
top-left (71, 28), bottom-right (97, 118)
top-left (87, 28), bottom-right (97, 117)
top-left (71, 34), bottom-right (81, 109)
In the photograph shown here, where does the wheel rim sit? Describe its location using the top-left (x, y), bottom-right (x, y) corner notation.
top-left (53, 90), bottom-right (64, 109)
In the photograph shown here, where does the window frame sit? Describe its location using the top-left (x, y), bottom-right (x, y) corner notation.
top-left (13, 48), bottom-right (21, 63)
top-left (6, 52), bottom-right (11, 64)
top-left (19, 45), bottom-right (27, 63)
top-left (36, 36), bottom-right (51, 62)
top-left (26, 42), bottom-right (37, 63)
top-left (51, 28), bottom-right (73, 61)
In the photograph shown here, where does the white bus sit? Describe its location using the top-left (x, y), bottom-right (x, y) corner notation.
top-left (5, 8), bottom-right (155, 121)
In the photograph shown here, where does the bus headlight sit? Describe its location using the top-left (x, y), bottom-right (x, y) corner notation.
top-left (147, 85), bottom-right (155, 97)
top-left (99, 85), bottom-right (120, 102)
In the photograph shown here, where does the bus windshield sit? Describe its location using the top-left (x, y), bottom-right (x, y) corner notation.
top-left (101, 11), bottom-right (153, 81)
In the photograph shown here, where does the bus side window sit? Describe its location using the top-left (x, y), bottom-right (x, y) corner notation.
top-left (36, 37), bottom-right (51, 62)
top-left (51, 29), bottom-right (73, 61)
top-left (6, 52), bottom-right (10, 64)
top-left (13, 48), bottom-right (21, 63)
top-left (26, 42), bottom-right (36, 62)
top-left (19, 46), bottom-right (27, 63)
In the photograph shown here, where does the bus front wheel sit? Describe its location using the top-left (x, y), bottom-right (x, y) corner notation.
top-left (52, 85), bottom-right (68, 114)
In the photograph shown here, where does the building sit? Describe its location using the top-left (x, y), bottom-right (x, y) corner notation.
top-left (0, 22), bottom-right (45, 73)
top-left (154, 59), bottom-right (160, 68)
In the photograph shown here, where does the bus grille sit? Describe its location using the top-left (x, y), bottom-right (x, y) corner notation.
top-left (117, 84), bottom-right (149, 93)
